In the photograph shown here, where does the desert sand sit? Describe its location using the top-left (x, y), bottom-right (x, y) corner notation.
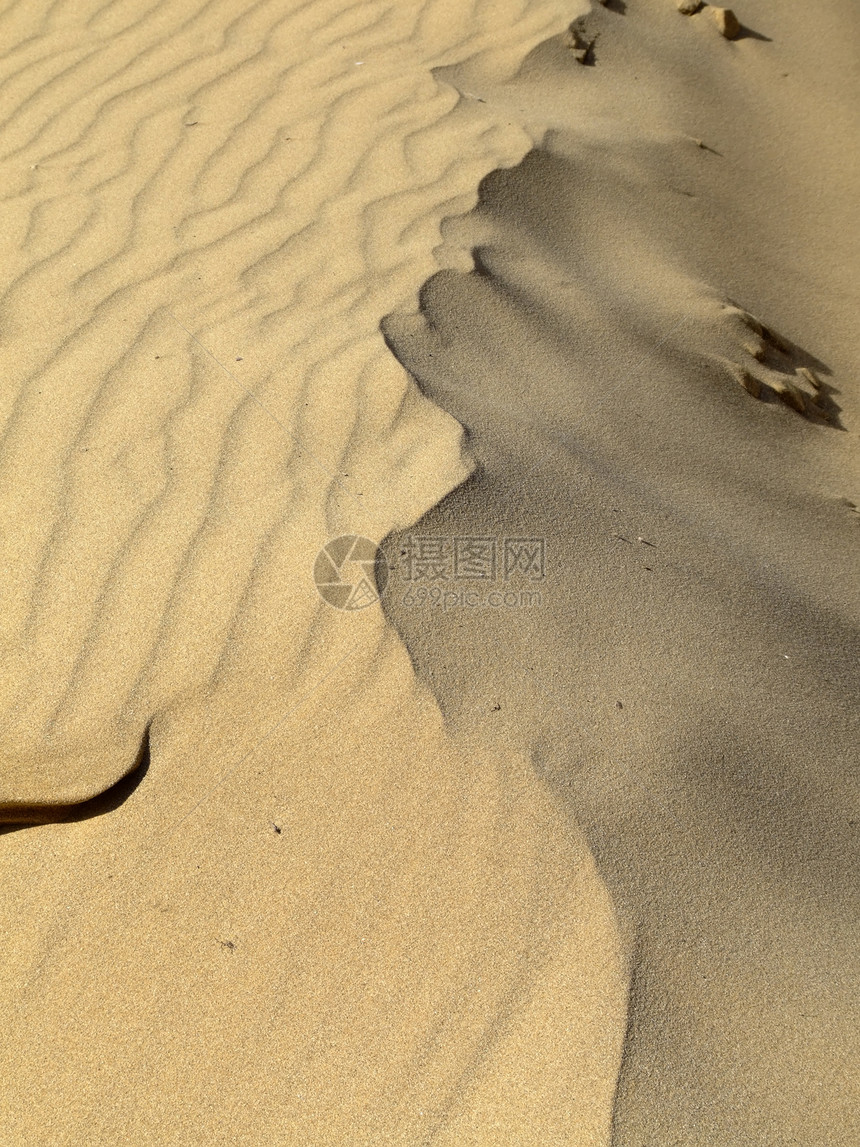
top-left (0, 0), bottom-right (857, 1143)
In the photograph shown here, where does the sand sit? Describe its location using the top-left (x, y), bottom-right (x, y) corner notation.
top-left (0, 0), bottom-right (857, 1143)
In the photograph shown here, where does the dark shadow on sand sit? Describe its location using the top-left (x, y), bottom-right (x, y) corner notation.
top-left (736, 24), bottom-right (773, 43)
top-left (0, 725), bottom-right (151, 834)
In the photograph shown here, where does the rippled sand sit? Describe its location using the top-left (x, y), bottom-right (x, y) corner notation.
top-left (1, 0), bottom-right (857, 1142)
top-left (0, 1), bottom-right (626, 1143)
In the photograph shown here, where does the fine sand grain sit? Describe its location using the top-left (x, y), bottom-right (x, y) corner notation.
top-left (1, 0), bottom-right (857, 1143)
top-left (0, 0), bottom-right (627, 1143)
top-left (382, 0), bottom-right (859, 1143)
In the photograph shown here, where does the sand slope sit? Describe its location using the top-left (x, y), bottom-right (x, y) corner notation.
top-left (0, 664), bottom-right (625, 1143)
top-left (2, 0), bottom-right (857, 1142)
top-left (0, 0), bottom-right (629, 1143)
top-left (381, 1), bottom-right (860, 1142)
top-left (0, 0), bottom-right (576, 807)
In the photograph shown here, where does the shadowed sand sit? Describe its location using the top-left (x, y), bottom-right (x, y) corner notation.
top-left (1, 0), bottom-right (858, 1143)
top-left (381, 0), bottom-right (859, 1143)
top-left (0, 0), bottom-right (630, 1143)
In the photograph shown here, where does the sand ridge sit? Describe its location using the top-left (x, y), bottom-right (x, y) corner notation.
top-left (1, 0), bottom-right (857, 1141)
top-left (0, 0), bottom-right (583, 808)
top-left (381, 0), bottom-right (860, 1142)
top-left (0, 1), bottom-right (630, 1143)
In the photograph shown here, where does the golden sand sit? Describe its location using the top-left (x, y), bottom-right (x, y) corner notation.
top-left (1, 0), bottom-right (857, 1142)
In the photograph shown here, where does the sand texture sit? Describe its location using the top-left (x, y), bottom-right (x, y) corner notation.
top-left (1, 0), bottom-right (858, 1143)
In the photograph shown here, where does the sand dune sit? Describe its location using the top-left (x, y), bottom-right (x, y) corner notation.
top-left (0, 0), bottom-right (578, 808)
top-left (1, 0), bottom-right (857, 1142)
top-left (382, 0), bottom-right (859, 1142)
top-left (0, 0), bottom-right (629, 1143)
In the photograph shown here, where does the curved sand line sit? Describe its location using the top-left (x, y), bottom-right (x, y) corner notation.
top-left (0, 1), bottom-right (628, 1143)
top-left (0, 0), bottom-right (581, 806)
top-left (381, 1), bottom-right (860, 1143)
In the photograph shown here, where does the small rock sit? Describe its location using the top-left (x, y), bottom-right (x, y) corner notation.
top-left (565, 21), bottom-right (597, 65)
top-left (712, 7), bottom-right (742, 39)
top-left (729, 364), bottom-right (764, 400)
top-left (797, 365), bottom-right (823, 392)
top-left (677, 0), bottom-right (703, 13)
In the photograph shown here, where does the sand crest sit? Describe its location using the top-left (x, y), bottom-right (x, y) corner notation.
top-left (0, 0), bottom-right (628, 1143)
top-left (2, 0), bottom-right (858, 1142)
